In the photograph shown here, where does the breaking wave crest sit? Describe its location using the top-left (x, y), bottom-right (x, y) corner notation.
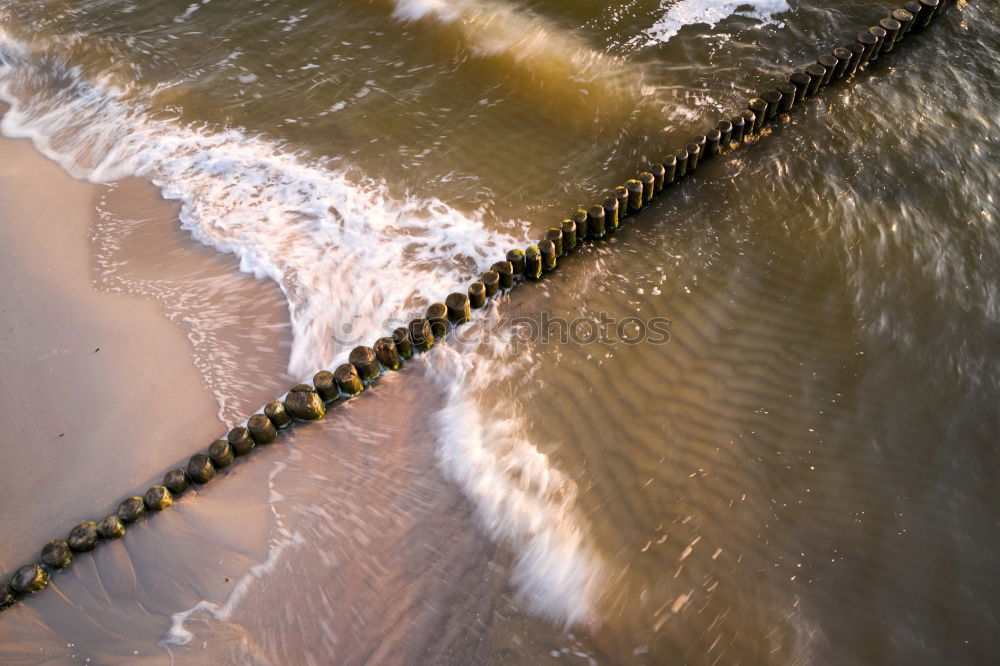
top-left (643, 0), bottom-right (791, 46)
top-left (1, 22), bottom-right (603, 637)
top-left (389, 0), bottom-right (648, 118)
top-left (423, 310), bottom-right (607, 627)
top-left (0, 28), bottom-right (519, 380)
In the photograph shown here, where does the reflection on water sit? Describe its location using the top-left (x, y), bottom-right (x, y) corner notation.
top-left (0, 0), bottom-right (998, 664)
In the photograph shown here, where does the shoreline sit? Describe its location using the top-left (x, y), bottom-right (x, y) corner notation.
top-left (0, 133), bottom-right (304, 661)
top-left (0, 133), bottom-right (294, 571)
top-left (0, 135), bottom-right (513, 665)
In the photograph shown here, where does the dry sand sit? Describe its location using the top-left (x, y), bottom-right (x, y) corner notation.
top-left (0, 135), bottom-right (293, 572)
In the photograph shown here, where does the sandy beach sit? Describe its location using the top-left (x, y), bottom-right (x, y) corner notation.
top-left (0, 135), bottom-right (293, 571)
top-left (0, 135), bottom-right (514, 665)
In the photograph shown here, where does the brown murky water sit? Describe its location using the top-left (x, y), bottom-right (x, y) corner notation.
top-left (0, 0), bottom-right (997, 664)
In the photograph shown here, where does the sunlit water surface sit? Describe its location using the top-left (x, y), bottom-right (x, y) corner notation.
top-left (0, 0), bottom-right (997, 664)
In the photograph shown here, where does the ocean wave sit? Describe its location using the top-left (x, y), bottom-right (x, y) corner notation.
top-left (1, 21), bottom-right (603, 637)
top-left (643, 0), bottom-right (791, 46)
top-left (0, 28), bottom-right (520, 381)
top-left (390, 0), bottom-right (607, 66)
top-left (388, 0), bottom-right (647, 119)
top-left (423, 310), bottom-right (607, 627)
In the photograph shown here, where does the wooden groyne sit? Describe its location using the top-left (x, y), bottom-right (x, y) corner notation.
top-left (1, 0), bottom-right (958, 612)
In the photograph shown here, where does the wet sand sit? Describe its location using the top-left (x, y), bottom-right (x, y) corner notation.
top-left (0, 136), bottom-right (225, 569)
top-left (0, 135), bottom-right (519, 665)
top-left (0, 130), bottom-right (296, 615)
top-left (163, 376), bottom-right (511, 666)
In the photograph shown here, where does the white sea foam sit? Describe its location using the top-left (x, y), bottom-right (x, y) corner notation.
top-left (1, 24), bottom-right (602, 633)
top-left (0, 29), bottom-right (519, 381)
top-left (643, 0), bottom-right (791, 46)
top-left (423, 309), bottom-right (606, 627)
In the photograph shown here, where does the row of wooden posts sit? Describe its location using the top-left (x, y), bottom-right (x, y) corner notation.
top-left (0, 0), bottom-right (956, 611)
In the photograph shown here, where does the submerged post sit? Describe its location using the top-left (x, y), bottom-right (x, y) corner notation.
top-left (335, 364), bottom-right (364, 396)
top-left (588, 204), bottom-right (606, 239)
top-left (524, 245), bottom-right (542, 280)
top-left (545, 228), bottom-right (563, 257)
top-left (393, 326), bottom-right (414, 359)
top-left (603, 195), bottom-right (620, 231)
top-left (492, 261), bottom-right (514, 290)
top-left (264, 400), bottom-right (292, 429)
top-left (427, 302), bottom-right (450, 339)
top-left (817, 54), bottom-right (838, 85)
top-left (832, 48), bottom-right (852, 80)
top-left (445, 292), bottom-right (471, 324)
top-left (374, 336), bottom-right (402, 370)
top-left (560, 220), bottom-right (577, 253)
top-left (247, 413), bottom-right (277, 443)
top-left (777, 83), bottom-right (796, 113)
top-left (762, 90), bottom-right (783, 121)
top-left (638, 172), bottom-right (655, 204)
top-left (506, 249), bottom-right (525, 277)
top-left (409, 318), bottom-right (434, 352)
top-left (789, 71), bottom-right (810, 105)
top-left (662, 154), bottom-right (678, 185)
top-left (717, 121), bottom-right (733, 150)
top-left (625, 179), bottom-right (643, 212)
top-left (468, 281), bottom-right (487, 309)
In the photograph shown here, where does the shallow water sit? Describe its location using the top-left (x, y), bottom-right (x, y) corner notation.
top-left (1, 0), bottom-right (998, 664)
